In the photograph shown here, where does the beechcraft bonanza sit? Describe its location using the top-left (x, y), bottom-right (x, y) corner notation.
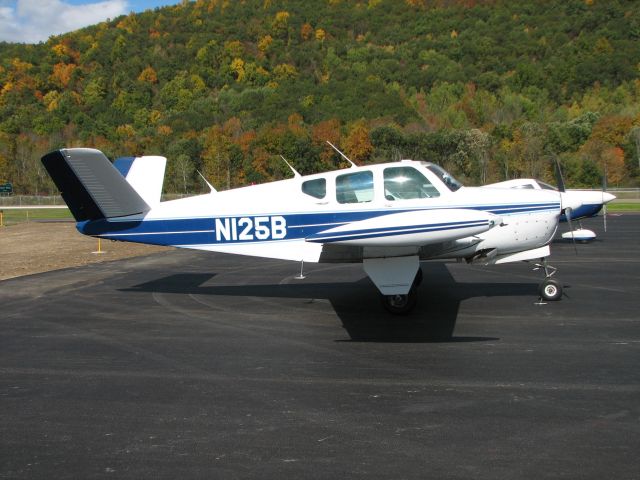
top-left (484, 178), bottom-right (616, 242)
top-left (41, 147), bottom-right (584, 314)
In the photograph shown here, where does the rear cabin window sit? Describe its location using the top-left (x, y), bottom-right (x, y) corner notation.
top-left (336, 171), bottom-right (374, 204)
top-left (302, 178), bottom-right (326, 199)
top-left (383, 166), bottom-right (440, 200)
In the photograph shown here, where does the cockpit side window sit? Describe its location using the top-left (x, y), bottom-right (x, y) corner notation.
top-left (302, 178), bottom-right (326, 199)
top-left (336, 171), bottom-right (374, 204)
top-left (512, 184), bottom-right (535, 190)
top-left (383, 166), bottom-right (440, 200)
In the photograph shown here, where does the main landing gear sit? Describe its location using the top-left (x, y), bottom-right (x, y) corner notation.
top-left (534, 259), bottom-right (563, 302)
top-left (378, 257), bottom-right (563, 314)
top-left (381, 268), bottom-right (423, 315)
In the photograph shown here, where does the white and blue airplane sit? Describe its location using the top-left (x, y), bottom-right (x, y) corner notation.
top-left (41, 148), bottom-right (580, 313)
top-left (484, 178), bottom-right (616, 242)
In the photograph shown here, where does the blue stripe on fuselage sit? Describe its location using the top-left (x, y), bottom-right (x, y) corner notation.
top-left (78, 202), bottom-right (559, 247)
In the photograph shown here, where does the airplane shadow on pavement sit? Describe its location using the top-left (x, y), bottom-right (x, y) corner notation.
top-left (122, 263), bottom-right (536, 343)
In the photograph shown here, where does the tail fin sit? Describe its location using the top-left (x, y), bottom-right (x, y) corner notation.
top-left (41, 148), bottom-right (150, 222)
top-left (113, 155), bottom-right (166, 206)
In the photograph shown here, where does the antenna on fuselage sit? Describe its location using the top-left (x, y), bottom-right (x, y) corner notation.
top-left (326, 141), bottom-right (357, 168)
top-left (197, 171), bottom-right (217, 193)
top-left (280, 155), bottom-right (301, 178)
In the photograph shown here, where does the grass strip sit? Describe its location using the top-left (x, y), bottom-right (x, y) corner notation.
top-left (0, 208), bottom-right (72, 226)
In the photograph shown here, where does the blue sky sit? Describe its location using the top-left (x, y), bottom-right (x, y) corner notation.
top-left (0, 0), bottom-right (182, 43)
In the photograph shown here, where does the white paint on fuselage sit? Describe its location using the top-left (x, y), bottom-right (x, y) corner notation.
top-left (109, 161), bottom-right (562, 264)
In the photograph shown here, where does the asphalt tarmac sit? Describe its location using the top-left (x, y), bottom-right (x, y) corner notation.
top-left (1, 215), bottom-right (639, 479)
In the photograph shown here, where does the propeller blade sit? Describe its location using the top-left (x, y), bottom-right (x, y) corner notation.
top-left (554, 156), bottom-right (566, 193)
top-left (565, 206), bottom-right (578, 255)
top-left (602, 164), bottom-right (608, 233)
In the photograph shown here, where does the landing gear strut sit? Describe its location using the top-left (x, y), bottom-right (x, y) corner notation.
top-left (381, 268), bottom-right (422, 315)
top-left (534, 258), bottom-right (563, 302)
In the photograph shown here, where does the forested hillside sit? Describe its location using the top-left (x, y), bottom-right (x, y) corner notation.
top-left (1, 0), bottom-right (640, 194)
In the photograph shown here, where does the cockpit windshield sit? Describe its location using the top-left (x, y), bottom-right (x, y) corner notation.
top-left (424, 163), bottom-right (463, 192)
top-left (536, 180), bottom-right (558, 191)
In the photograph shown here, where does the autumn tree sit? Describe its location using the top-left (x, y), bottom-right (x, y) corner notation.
top-left (300, 23), bottom-right (314, 41)
top-left (272, 11), bottom-right (290, 39)
top-left (201, 125), bottom-right (233, 189)
top-left (138, 66), bottom-right (158, 84)
top-left (451, 129), bottom-right (490, 185)
top-left (312, 118), bottom-right (341, 167)
top-left (344, 121), bottom-right (373, 165)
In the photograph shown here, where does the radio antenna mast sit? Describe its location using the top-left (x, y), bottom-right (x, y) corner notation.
top-left (326, 141), bottom-right (357, 168)
top-left (280, 155), bottom-right (301, 178)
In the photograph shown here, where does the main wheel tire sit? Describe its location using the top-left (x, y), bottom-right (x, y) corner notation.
top-left (381, 287), bottom-right (417, 315)
top-left (539, 278), bottom-right (563, 301)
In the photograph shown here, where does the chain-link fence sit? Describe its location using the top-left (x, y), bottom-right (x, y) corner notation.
top-left (0, 189), bottom-right (638, 207)
top-left (0, 193), bottom-right (195, 207)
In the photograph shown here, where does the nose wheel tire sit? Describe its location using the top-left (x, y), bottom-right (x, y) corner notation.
top-left (539, 278), bottom-right (563, 301)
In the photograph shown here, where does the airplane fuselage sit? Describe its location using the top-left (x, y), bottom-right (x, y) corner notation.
top-left (79, 160), bottom-right (561, 265)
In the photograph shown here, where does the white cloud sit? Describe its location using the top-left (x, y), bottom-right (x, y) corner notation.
top-left (0, 0), bottom-right (129, 43)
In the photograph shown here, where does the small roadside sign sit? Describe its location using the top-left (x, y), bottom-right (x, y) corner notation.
top-left (0, 182), bottom-right (12, 196)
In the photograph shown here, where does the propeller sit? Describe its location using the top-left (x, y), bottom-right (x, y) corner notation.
top-left (564, 206), bottom-right (578, 255)
top-left (554, 155), bottom-right (566, 194)
top-left (554, 157), bottom-right (577, 254)
top-left (602, 162), bottom-right (608, 233)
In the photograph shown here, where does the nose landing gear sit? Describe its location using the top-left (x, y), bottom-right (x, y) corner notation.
top-left (533, 259), bottom-right (563, 302)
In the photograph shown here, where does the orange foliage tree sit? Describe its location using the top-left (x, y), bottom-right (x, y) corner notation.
top-left (344, 121), bottom-right (373, 165)
top-left (312, 119), bottom-right (341, 167)
top-left (50, 63), bottom-right (76, 88)
top-left (138, 66), bottom-right (158, 84)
